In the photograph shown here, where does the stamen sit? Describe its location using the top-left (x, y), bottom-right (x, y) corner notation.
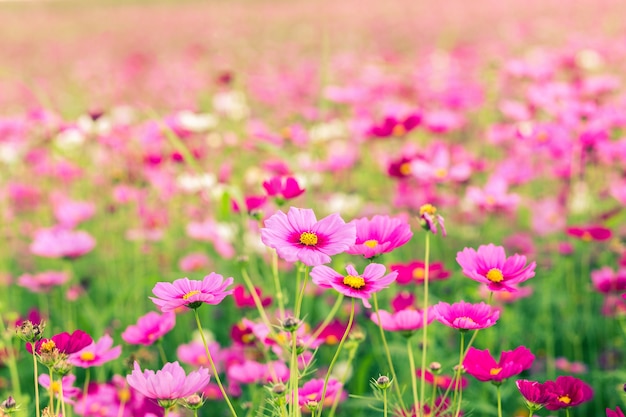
top-left (343, 275), bottom-right (365, 289)
top-left (299, 231), bottom-right (318, 246)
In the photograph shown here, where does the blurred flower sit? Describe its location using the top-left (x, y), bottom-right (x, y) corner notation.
top-left (566, 225), bottom-right (612, 241)
top-left (260, 207), bottom-right (356, 266)
top-left (150, 274), bottom-right (234, 312)
top-left (30, 227), bottom-right (96, 259)
top-left (591, 267), bottom-right (626, 293)
top-left (391, 261), bottom-right (450, 285)
top-left (367, 112), bottom-right (421, 138)
top-left (179, 252), bottom-right (211, 272)
top-left (433, 301), bottom-right (500, 331)
top-left (310, 263), bottom-right (397, 308)
top-left (38, 374), bottom-right (81, 404)
top-left (370, 307), bottom-right (434, 336)
top-left (554, 357), bottom-right (588, 374)
top-left (121, 311), bottom-right (176, 346)
top-left (543, 375), bottom-right (593, 411)
top-left (52, 197), bottom-right (96, 228)
top-left (297, 378), bottom-right (343, 408)
top-left (466, 177), bottom-right (520, 212)
top-left (232, 285), bottom-right (272, 308)
top-left (418, 204), bottom-right (446, 236)
top-left (456, 244), bottom-right (536, 292)
top-left (263, 176), bottom-right (305, 201)
top-left (17, 271), bottom-right (70, 293)
top-left (346, 215), bottom-right (413, 259)
top-left (607, 406), bottom-right (625, 417)
top-left (416, 369), bottom-right (468, 390)
top-left (177, 340), bottom-right (222, 369)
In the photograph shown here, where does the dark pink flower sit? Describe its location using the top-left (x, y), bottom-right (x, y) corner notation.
top-left (416, 369), bottom-right (468, 390)
top-left (121, 311), bottom-right (176, 346)
top-left (151, 273), bottom-right (234, 312)
top-left (543, 375), bottom-right (593, 410)
top-left (463, 346), bottom-right (534, 383)
top-left (126, 361), bottom-right (210, 401)
top-left (263, 176), bottom-right (305, 200)
top-left (456, 244), bottom-right (536, 292)
top-left (566, 225), bottom-right (612, 241)
top-left (433, 301), bottom-right (500, 330)
top-left (260, 207), bottom-right (356, 266)
top-left (391, 261), bottom-right (450, 285)
top-left (233, 285), bottom-right (272, 308)
top-left (607, 406), bottom-right (625, 417)
top-left (368, 112), bottom-right (421, 138)
top-left (310, 263), bottom-right (397, 308)
top-left (27, 330), bottom-right (93, 355)
top-left (591, 267), bottom-right (626, 293)
top-left (516, 379), bottom-right (551, 411)
top-left (346, 215), bottom-right (413, 259)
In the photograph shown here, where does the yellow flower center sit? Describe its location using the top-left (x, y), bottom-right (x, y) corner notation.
top-left (299, 231), bottom-right (318, 246)
top-left (413, 267), bottom-right (425, 280)
top-left (434, 168), bottom-right (447, 179)
top-left (558, 395), bottom-right (571, 404)
top-left (40, 340), bottom-right (56, 354)
top-left (490, 367), bottom-right (502, 376)
top-left (581, 231), bottom-right (592, 242)
top-left (399, 162), bottom-right (412, 176)
top-left (51, 381), bottom-right (61, 394)
top-left (183, 290), bottom-right (201, 300)
top-left (486, 268), bottom-right (504, 283)
top-left (364, 239), bottom-right (378, 248)
top-left (392, 124), bottom-right (406, 137)
top-left (343, 275), bottom-right (365, 289)
top-left (80, 351), bottom-right (96, 361)
top-left (118, 387), bottom-right (131, 403)
top-left (485, 195), bottom-right (496, 205)
top-left (326, 335), bottom-right (339, 345)
top-left (419, 204), bottom-right (437, 216)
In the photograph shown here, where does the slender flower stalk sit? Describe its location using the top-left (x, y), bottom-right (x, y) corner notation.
top-left (308, 293), bottom-right (345, 348)
top-left (407, 337), bottom-right (419, 413)
top-left (272, 250), bottom-right (286, 319)
top-left (419, 232), bottom-right (431, 416)
top-left (317, 299), bottom-right (356, 417)
top-left (453, 332), bottom-right (466, 417)
top-left (240, 266), bottom-right (275, 335)
top-left (496, 384), bottom-right (503, 417)
top-left (290, 324), bottom-right (300, 417)
top-left (193, 309), bottom-right (238, 417)
top-left (327, 337), bottom-right (360, 417)
top-left (32, 342), bottom-right (41, 417)
top-left (372, 293), bottom-right (407, 412)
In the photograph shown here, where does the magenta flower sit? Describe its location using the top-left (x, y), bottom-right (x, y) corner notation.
top-left (260, 207), bottom-right (356, 266)
top-left (126, 361), bottom-right (210, 402)
top-left (346, 215), bottom-right (413, 259)
top-left (310, 263), bottom-right (397, 308)
top-left (370, 307), bottom-right (434, 335)
top-left (392, 260), bottom-right (450, 285)
top-left (68, 334), bottom-right (122, 368)
top-left (297, 378), bottom-right (343, 408)
top-left (543, 375), bottom-right (593, 411)
top-left (177, 340), bottom-right (222, 369)
top-left (27, 330), bottom-right (93, 355)
top-left (150, 273), bottom-right (234, 312)
top-left (30, 226), bottom-right (96, 259)
top-left (16, 271), bottom-right (70, 293)
top-left (516, 379), bottom-right (552, 411)
top-left (566, 225), bottom-right (612, 241)
top-left (121, 311), bottom-right (176, 346)
top-left (463, 346), bottom-right (534, 383)
top-left (591, 267), bottom-right (626, 293)
top-left (607, 406), bottom-right (626, 417)
top-left (433, 301), bottom-right (500, 330)
top-left (263, 176), bottom-right (305, 200)
top-left (233, 284), bottom-right (272, 308)
top-left (456, 244), bottom-right (536, 291)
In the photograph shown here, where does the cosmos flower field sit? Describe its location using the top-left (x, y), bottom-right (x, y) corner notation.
top-left (2, 0), bottom-right (626, 416)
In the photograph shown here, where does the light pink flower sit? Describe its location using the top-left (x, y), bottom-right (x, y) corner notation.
top-left (17, 271), bottom-right (70, 293)
top-left (122, 311), bottom-right (176, 346)
top-left (52, 197), bottom-right (96, 228)
top-left (465, 177), bottom-right (520, 212)
top-left (30, 226), bottom-right (96, 259)
top-left (39, 374), bottom-right (81, 404)
top-left (68, 334), bottom-right (122, 368)
top-left (179, 252), bottom-right (211, 272)
top-left (370, 307), bottom-right (434, 334)
top-left (260, 207), bottom-right (356, 266)
top-left (126, 361), bottom-right (210, 401)
top-left (456, 244), bottom-right (536, 292)
top-left (346, 215), bottom-right (413, 258)
top-left (150, 273), bottom-right (234, 312)
top-left (310, 263), bottom-right (397, 308)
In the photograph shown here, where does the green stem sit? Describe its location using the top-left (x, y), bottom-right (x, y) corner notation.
top-left (193, 309), bottom-right (238, 417)
top-left (0, 316), bottom-right (22, 401)
top-left (566, 407), bottom-right (571, 417)
top-left (317, 299), bottom-right (355, 417)
top-left (272, 250), bottom-right (286, 319)
top-left (408, 337), bottom-right (419, 415)
top-left (383, 388), bottom-right (388, 417)
top-left (82, 368), bottom-right (91, 416)
top-left (290, 327), bottom-right (300, 417)
top-left (496, 384), bottom-right (502, 417)
top-left (32, 343), bottom-right (41, 417)
top-left (528, 410), bottom-right (534, 417)
top-left (419, 233), bottom-right (431, 417)
top-left (294, 265), bottom-right (309, 320)
top-left (372, 293), bottom-right (407, 412)
top-left (240, 267), bottom-right (275, 333)
top-left (48, 369), bottom-right (55, 413)
top-left (328, 342), bottom-right (359, 417)
top-left (157, 340), bottom-right (168, 365)
top-left (453, 332), bottom-right (465, 417)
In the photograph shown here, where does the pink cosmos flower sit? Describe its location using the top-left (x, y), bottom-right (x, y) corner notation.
top-left (126, 361), bottom-right (210, 401)
top-left (121, 311), bottom-right (176, 346)
top-left (463, 346), bottom-right (534, 383)
top-left (68, 334), bottom-right (122, 368)
top-left (433, 301), bottom-right (500, 330)
top-left (554, 357), bottom-right (588, 374)
top-left (370, 307), bottom-right (434, 334)
top-left (263, 176), bottom-right (305, 200)
top-left (416, 369), bottom-right (468, 390)
top-left (297, 378), bottom-right (343, 408)
top-left (150, 273), bottom-right (234, 312)
top-left (310, 263), bottom-right (397, 308)
top-left (543, 375), bottom-right (593, 410)
top-left (177, 340), bottom-right (222, 370)
top-left (346, 215), bottom-right (413, 259)
top-left (30, 226), bottom-right (96, 259)
top-left (179, 252), bottom-right (211, 272)
top-left (52, 197), bottom-right (96, 228)
top-left (227, 359), bottom-right (289, 384)
top-left (465, 177), bottom-right (520, 212)
top-left (516, 379), bottom-right (552, 411)
top-left (233, 285), bottom-right (272, 308)
top-left (186, 219), bottom-right (236, 258)
top-left (17, 271), bottom-right (70, 293)
top-left (39, 374), bottom-right (81, 404)
top-left (591, 267), bottom-right (626, 293)
top-left (392, 261), bottom-right (450, 285)
top-left (456, 244), bottom-right (536, 292)
top-left (367, 112), bottom-right (421, 138)
top-left (260, 207), bottom-right (356, 266)
top-left (410, 142), bottom-right (471, 183)
top-left (566, 225), bottom-right (612, 241)
top-left (607, 406), bottom-right (626, 417)
top-left (418, 204), bottom-right (446, 236)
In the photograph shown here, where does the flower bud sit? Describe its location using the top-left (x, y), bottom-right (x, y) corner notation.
top-left (305, 400), bottom-right (319, 412)
top-left (183, 394), bottom-right (204, 410)
top-left (429, 362), bottom-right (442, 374)
top-left (16, 320), bottom-right (45, 343)
top-left (281, 316), bottom-right (300, 333)
top-left (374, 375), bottom-right (392, 390)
